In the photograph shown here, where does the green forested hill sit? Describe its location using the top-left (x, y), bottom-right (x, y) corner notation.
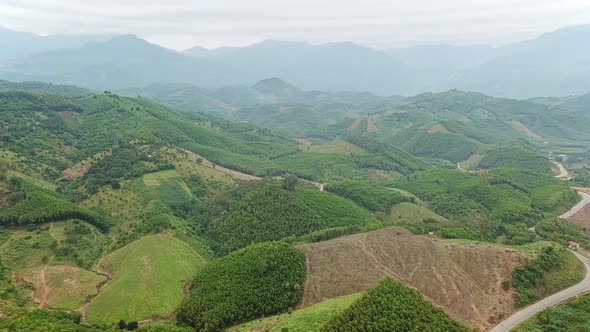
top-left (177, 242), bottom-right (306, 332)
top-left (327, 90), bottom-right (590, 164)
top-left (322, 278), bottom-right (469, 332)
top-left (0, 80), bottom-right (91, 97)
top-left (0, 80), bottom-right (588, 332)
top-left (389, 168), bottom-right (578, 243)
top-left (207, 182), bottom-right (373, 253)
top-left (0, 90), bottom-right (426, 189)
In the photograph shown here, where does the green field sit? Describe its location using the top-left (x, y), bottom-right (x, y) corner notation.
top-left (230, 293), bottom-right (362, 332)
top-left (87, 235), bottom-right (206, 323)
top-left (142, 170), bottom-right (193, 207)
top-left (387, 202), bottom-right (449, 225)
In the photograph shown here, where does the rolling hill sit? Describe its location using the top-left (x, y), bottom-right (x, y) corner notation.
top-left (326, 90), bottom-right (590, 165)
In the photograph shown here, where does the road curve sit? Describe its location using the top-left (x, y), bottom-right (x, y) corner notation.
top-left (489, 251), bottom-right (590, 332)
top-left (489, 163), bottom-right (590, 331)
top-left (560, 192), bottom-right (590, 219)
top-left (553, 162), bottom-right (570, 179)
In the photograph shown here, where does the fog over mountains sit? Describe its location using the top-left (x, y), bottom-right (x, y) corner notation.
top-left (1, 24), bottom-right (589, 98)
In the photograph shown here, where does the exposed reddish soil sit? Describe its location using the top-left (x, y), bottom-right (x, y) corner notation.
top-left (295, 138), bottom-right (312, 146)
top-left (427, 123), bottom-right (450, 134)
top-left (39, 268), bottom-right (49, 308)
top-left (347, 118), bottom-right (363, 131)
top-left (297, 227), bottom-right (524, 331)
top-left (62, 161), bottom-right (92, 181)
top-left (512, 121), bottom-right (543, 140)
top-left (366, 118), bottom-right (379, 133)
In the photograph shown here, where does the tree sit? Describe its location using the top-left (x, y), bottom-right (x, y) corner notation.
top-left (283, 175), bottom-right (299, 191)
top-left (126, 321), bottom-right (138, 330)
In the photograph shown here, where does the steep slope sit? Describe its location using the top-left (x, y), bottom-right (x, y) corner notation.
top-left (322, 278), bottom-right (469, 332)
top-left (297, 227), bottom-right (525, 330)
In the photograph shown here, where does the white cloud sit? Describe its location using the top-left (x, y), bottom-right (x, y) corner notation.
top-left (0, 0), bottom-right (589, 49)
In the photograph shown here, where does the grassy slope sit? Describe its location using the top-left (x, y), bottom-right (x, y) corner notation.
top-left (532, 249), bottom-right (586, 300)
top-left (386, 202), bottom-right (449, 225)
top-left (87, 235), bottom-right (206, 323)
top-left (31, 265), bottom-right (105, 309)
top-left (230, 294), bottom-right (362, 332)
top-left (297, 227), bottom-right (526, 330)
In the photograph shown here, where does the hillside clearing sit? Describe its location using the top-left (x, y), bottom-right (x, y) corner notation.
top-left (86, 235), bottom-right (206, 323)
top-left (229, 293), bottom-right (362, 332)
top-left (297, 227), bottom-right (526, 330)
top-left (20, 265), bottom-right (105, 310)
top-left (386, 202), bottom-right (449, 225)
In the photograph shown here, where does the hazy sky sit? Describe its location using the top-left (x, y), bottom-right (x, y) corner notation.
top-left (1, 0), bottom-right (590, 50)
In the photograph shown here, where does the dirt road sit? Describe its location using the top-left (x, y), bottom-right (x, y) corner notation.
top-left (489, 251), bottom-right (590, 332)
top-left (553, 162), bottom-right (570, 179)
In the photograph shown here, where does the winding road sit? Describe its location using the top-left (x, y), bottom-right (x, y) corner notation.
top-left (489, 251), bottom-right (590, 332)
top-left (489, 163), bottom-right (590, 331)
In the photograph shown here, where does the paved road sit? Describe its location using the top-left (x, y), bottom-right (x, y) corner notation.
top-left (489, 251), bottom-right (590, 332)
top-left (560, 192), bottom-right (590, 219)
top-left (489, 164), bottom-right (590, 331)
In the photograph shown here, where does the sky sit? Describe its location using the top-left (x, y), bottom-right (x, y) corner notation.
top-left (1, 0), bottom-right (590, 50)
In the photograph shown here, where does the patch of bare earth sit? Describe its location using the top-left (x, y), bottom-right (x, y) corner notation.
top-left (295, 138), bottom-right (312, 146)
top-left (19, 265), bottom-right (105, 309)
top-left (297, 227), bottom-right (524, 331)
top-left (568, 187), bottom-right (590, 232)
top-left (512, 121), bottom-right (543, 140)
top-left (568, 205), bottom-right (590, 233)
top-left (368, 169), bottom-right (401, 182)
top-left (62, 151), bottom-right (111, 181)
top-left (427, 123), bottom-right (450, 134)
top-left (347, 118), bottom-right (363, 131)
top-left (181, 148), bottom-right (260, 181)
top-left (62, 161), bottom-right (92, 181)
top-left (367, 117), bottom-right (379, 133)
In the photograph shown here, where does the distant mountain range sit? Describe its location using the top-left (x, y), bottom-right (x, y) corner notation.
top-left (1, 24), bottom-right (590, 97)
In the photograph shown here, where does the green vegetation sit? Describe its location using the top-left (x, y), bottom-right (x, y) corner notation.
top-left (0, 219), bottom-right (105, 271)
top-left (389, 168), bottom-right (578, 242)
top-left (87, 235), bottom-right (206, 323)
top-left (321, 278), bottom-right (469, 332)
top-left (177, 242), bottom-right (306, 332)
top-left (210, 183), bottom-right (373, 253)
top-left (0, 178), bottom-right (108, 231)
top-left (232, 293), bottom-right (362, 332)
top-left (398, 130), bottom-right (479, 163)
top-left (326, 180), bottom-right (414, 213)
top-left (511, 246), bottom-right (585, 307)
top-left (84, 143), bottom-right (173, 194)
top-left (0, 310), bottom-right (105, 332)
top-left (514, 294), bottom-right (590, 332)
top-left (478, 141), bottom-right (551, 174)
top-left (536, 218), bottom-right (590, 247)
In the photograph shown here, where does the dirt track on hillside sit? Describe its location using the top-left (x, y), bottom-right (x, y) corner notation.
top-left (297, 227), bottom-right (524, 331)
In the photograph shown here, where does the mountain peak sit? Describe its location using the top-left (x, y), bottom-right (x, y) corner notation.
top-left (252, 78), bottom-right (301, 92)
